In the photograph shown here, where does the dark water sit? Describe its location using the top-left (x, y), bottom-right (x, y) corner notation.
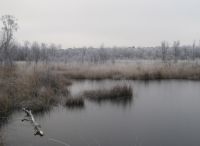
top-left (2, 80), bottom-right (200, 146)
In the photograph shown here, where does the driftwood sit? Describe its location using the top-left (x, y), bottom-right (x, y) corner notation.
top-left (22, 108), bottom-right (44, 136)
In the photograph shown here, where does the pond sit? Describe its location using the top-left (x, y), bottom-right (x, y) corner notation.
top-left (1, 80), bottom-right (200, 146)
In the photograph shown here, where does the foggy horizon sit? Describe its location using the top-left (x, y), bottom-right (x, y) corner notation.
top-left (0, 0), bottom-right (200, 48)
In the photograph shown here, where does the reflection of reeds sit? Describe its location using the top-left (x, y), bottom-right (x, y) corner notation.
top-left (83, 85), bottom-right (133, 104)
top-left (65, 98), bottom-right (85, 109)
top-left (64, 84), bottom-right (133, 108)
top-left (0, 132), bottom-right (4, 146)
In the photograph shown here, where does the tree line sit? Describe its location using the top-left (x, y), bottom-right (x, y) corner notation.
top-left (9, 41), bottom-right (200, 64)
top-left (1, 15), bottom-right (200, 66)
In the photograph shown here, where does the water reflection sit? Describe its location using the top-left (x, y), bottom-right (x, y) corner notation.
top-left (0, 113), bottom-right (9, 145)
top-left (0, 132), bottom-right (4, 146)
top-left (65, 103), bottom-right (85, 111)
top-left (32, 108), bottom-right (52, 118)
top-left (0, 115), bottom-right (10, 146)
top-left (0, 118), bottom-right (8, 130)
top-left (65, 106), bottom-right (85, 111)
top-left (65, 97), bottom-right (85, 111)
top-left (86, 95), bottom-right (133, 107)
top-left (3, 80), bottom-right (200, 146)
top-left (71, 82), bottom-right (134, 108)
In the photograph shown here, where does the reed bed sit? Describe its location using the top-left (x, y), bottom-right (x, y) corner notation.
top-left (53, 61), bottom-right (200, 80)
top-left (0, 65), bottom-right (71, 114)
top-left (1, 60), bottom-right (200, 114)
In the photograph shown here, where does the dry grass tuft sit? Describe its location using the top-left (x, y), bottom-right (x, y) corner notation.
top-left (83, 85), bottom-right (133, 102)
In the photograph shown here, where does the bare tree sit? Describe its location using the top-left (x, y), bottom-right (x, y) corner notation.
top-left (0, 15), bottom-right (18, 66)
top-left (173, 41), bottom-right (180, 63)
top-left (81, 48), bottom-right (86, 64)
top-left (41, 43), bottom-right (49, 64)
top-left (161, 41), bottom-right (168, 62)
top-left (31, 42), bottom-right (40, 64)
top-left (192, 41), bottom-right (196, 60)
top-left (23, 41), bottom-right (31, 64)
top-left (49, 44), bottom-right (56, 62)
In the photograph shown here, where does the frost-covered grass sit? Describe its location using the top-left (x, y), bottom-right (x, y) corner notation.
top-left (52, 60), bottom-right (200, 80)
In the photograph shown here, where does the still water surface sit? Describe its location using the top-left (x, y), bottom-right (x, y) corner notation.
top-left (2, 80), bottom-right (200, 146)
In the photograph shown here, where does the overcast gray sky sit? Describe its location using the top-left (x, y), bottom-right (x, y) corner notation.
top-left (0, 0), bottom-right (200, 48)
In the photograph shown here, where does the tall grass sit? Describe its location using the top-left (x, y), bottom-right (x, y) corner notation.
top-left (0, 64), bottom-right (71, 114)
top-left (1, 60), bottom-right (200, 114)
top-left (54, 61), bottom-right (200, 80)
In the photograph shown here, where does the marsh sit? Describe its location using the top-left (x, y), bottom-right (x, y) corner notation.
top-left (1, 80), bottom-right (200, 146)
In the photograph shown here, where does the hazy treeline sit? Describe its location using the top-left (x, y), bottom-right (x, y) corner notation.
top-left (1, 15), bottom-right (200, 65)
top-left (6, 41), bottom-right (200, 64)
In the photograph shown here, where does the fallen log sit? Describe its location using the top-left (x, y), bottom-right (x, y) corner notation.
top-left (22, 108), bottom-right (44, 136)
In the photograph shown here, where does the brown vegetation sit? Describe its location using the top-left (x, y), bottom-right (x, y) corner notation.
top-left (0, 65), bottom-right (71, 114)
top-left (83, 85), bottom-right (133, 102)
top-left (64, 84), bottom-right (133, 107)
top-left (0, 60), bottom-right (200, 114)
top-left (54, 61), bottom-right (200, 80)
